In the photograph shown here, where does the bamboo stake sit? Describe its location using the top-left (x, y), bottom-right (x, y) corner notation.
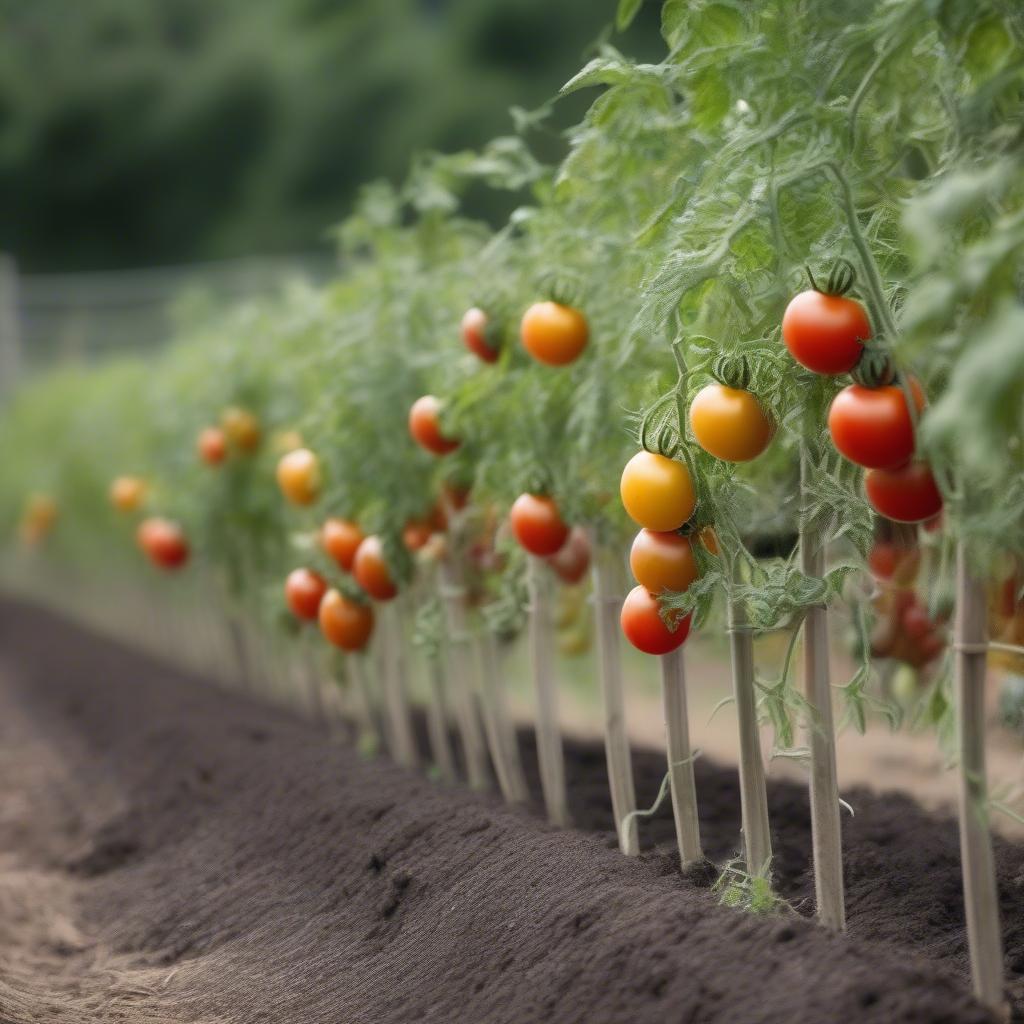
top-left (660, 647), bottom-right (702, 866)
top-left (954, 543), bottom-right (1005, 1013)
top-left (528, 557), bottom-right (569, 827)
top-left (477, 632), bottom-right (528, 802)
top-left (590, 539), bottom-right (639, 856)
top-left (727, 561), bottom-right (772, 877)
top-left (424, 652), bottom-right (458, 784)
top-left (798, 456), bottom-right (846, 929)
top-left (380, 601), bottom-right (418, 769)
top-left (439, 559), bottom-right (491, 789)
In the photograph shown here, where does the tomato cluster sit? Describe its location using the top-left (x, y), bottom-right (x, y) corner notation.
top-left (781, 275), bottom-right (942, 525)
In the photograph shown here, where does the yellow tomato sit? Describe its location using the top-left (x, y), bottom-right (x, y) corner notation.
top-left (689, 383), bottom-right (774, 462)
top-left (109, 476), bottom-right (147, 513)
top-left (221, 407), bottom-right (262, 453)
top-left (276, 448), bottom-right (322, 506)
top-left (520, 301), bottom-right (588, 366)
top-left (619, 451), bottom-right (695, 532)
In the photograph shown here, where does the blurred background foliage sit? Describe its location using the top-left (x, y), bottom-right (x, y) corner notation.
top-left (0, 0), bottom-right (662, 272)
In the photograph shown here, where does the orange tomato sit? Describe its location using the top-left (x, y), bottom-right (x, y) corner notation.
top-left (276, 447), bottom-right (322, 506)
top-left (689, 384), bottom-right (774, 462)
top-left (19, 493), bottom-right (58, 546)
top-left (620, 451), bottom-right (696, 532)
top-left (221, 407), bottom-right (262, 452)
top-left (520, 301), bottom-right (588, 366)
top-left (409, 395), bottom-right (460, 456)
top-left (461, 307), bottom-right (499, 363)
top-left (402, 520), bottom-right (433, 552)
top-left (109, 476), bottom-right (147, 513)
top-left (284, 567), bottom-right (328, 621)
top-left (319, 589), bottom-right (375, 652)
top-left (197, 426), bottom-right (227, 466)
top-left (630, 530), bottom-right (699, 594)
top-left (353, 536), bottom-right (398, 601)
top-left (510, 493), bottom-right (570, 556)
top-left (321, 517), bottom-right (364, 572)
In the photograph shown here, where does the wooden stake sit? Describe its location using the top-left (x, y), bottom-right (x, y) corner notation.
top-left (477, 632), bottom-right (528, 802)
top-left (727, 567), bottom-right (772, 877)
top-left (799, 488), bottom-right (846, 930)
top-left (380, 601), bottom-right (418, 769)
top-left (590, 540), bottom-right (639, 856)
top-left (528, 557), bottom-right (569, 827)
top-left (660, 647), bottom-right (702, 866)
top-left (348, 652), bottom-right (383, 753)
top-left (954, 543), bottom-right (1005, 1013)
top-left (425, 652), bottom-right (458, 784)
top-left (439, 559), bottom-right (491, 789)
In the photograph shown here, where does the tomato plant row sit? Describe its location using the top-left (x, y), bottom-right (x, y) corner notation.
top-left (1, 0), bottom-right (1022, 1012)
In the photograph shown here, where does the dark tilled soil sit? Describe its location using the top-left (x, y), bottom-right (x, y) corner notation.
top-left (0, 595), bottom-right (1021, 1024)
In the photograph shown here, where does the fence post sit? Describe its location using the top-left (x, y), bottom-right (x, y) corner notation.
top-left (0, 254), bottom-right (21, 394)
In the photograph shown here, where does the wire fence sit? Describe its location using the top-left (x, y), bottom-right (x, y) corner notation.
top-left (0, 250), bottom-right (337, 393)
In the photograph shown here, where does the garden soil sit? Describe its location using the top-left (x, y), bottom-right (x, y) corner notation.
top-left (0, 595), bottom-right (1021, 1024)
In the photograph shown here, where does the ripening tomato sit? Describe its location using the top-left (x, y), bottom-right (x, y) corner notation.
top-left (19, 493), bottom-right (58, 546)
top-left (828, 379), bottom-right (925, 469)
top-left (137, 517), bottom-right (189, 570)
top-left (630, 530), bottom-right (699, 595)
top-left (221, 407), bottom-right (261, 452)
top-left (510, 493), bottom-right (570, 556)
top-left (461, 307), bottom-right (499, 363)
top-left (546, 527), bottom-right (591, 584)
top-left (689, 384), bottom-right (774, 463)
top-left (276, 447), bottom-right (322, 506)
top-left (109, 476), bottom-right (147, 513)
top-left (864, 462), bottom-right (943, 524)
top-left (402, 520), bottom-right (433, 552)
top-left (319, 588), bottom-right (375, 651)
top-left (284, 567), bottom-right (328, 622)
top-left (197, 426), bottom-right (227, 466)
top-left (901, 601), bottom-right (932, 642)
top-left (353, 535), bottom-right (398, 600)
top-left (409, 395), bottom-right (460, 456)
top-left (781, 290), bottom-right (871, 375)
top-left (321, 517), bottom-right (364, 572)
top-left (867, 542), bottom-right (921, 584)
top-left (620, 451), bottom-right (696, 532)
top-left (620, 586), bottom-right (692, 655)
top-left (520, 301), bottom-right (588, 366)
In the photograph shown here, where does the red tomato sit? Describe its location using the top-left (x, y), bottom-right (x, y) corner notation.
top-left (620, 586), bottom-right (691, 655)
top-left (864, 462), bottom-right (943, 523)
top-left (137, 517), bottom-right (189, 570)
top-left (781, 290), bottom-right (871, 374)
top-left (461, 307), bottom-right (499, 363)
top-left (509, 494), bottom-right (570, 556)
top-left (402, 520), bottom-right (433, 552)
top-left (546, 527), bottom-right (591, 584)
top-left (520, 301), bottom-right (588, 366)
top-left (442, 480), bottom-right (471, 511)
top-left (353, 536), bottom-right (398, 601)
top-left (901, 601), bottom-right (932, 642)
top-left (630, 530), bottom-right (699, 595)
top-left (319, 589), bottom-right (374, 651)
top-left (197, 427), bottom-right (227, 466)
top-left (409, 395), bottom-right (460, 456)
top-left (321, 518), bottom-right (364, 572)
top-left (284, 567), bottom-right (328, 621)
top-left (828, 379), bottom-right (925, 469)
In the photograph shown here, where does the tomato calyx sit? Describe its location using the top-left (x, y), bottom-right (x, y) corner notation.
top-left (851, 348), bottom-right (895, 389)
top-left (805, 257), bottom-right (856, 298)
top-left (710, 353), bottom-right (752, 392)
